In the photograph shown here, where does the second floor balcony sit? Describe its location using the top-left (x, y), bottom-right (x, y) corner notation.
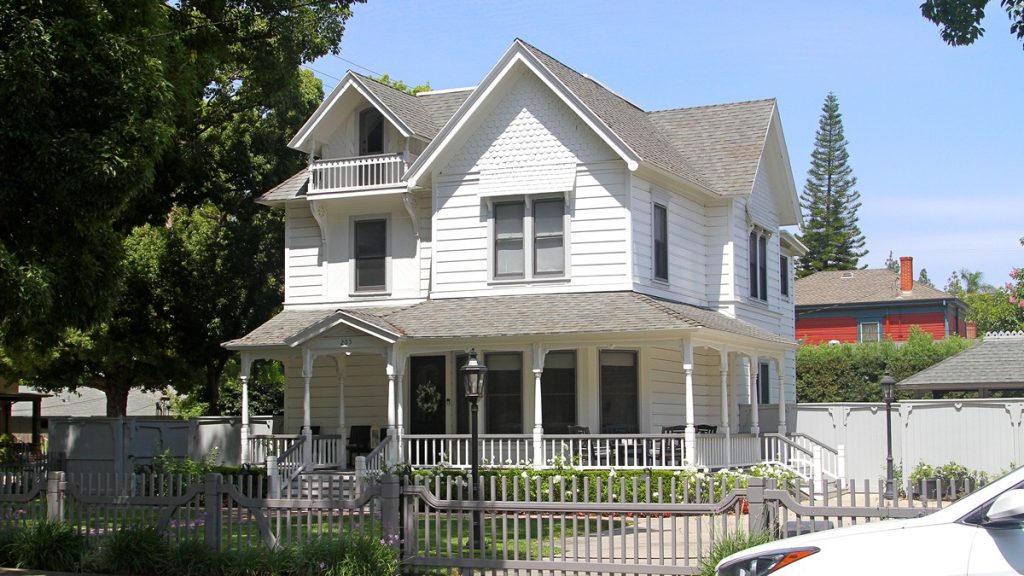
top-left (309, 152), bottom-right (417, 195)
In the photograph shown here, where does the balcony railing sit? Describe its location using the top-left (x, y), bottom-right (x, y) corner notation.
top-left (309, 152), bottom-right (415, 194)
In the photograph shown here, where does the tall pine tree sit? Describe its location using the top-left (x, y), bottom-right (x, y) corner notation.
top-left (797, 92), bottom-right (867, 277)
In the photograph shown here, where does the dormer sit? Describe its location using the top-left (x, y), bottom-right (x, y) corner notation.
top-left (286, 72), bottom-right (452, 196)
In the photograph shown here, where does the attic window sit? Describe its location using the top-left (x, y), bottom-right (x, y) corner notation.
top-left (359, 108), bottom-right (384, 155)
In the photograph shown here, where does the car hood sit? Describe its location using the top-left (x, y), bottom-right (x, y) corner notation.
top-left (717, 518), bottom-right (911, 568)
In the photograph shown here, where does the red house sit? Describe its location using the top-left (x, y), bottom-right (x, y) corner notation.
top-left (795, 257), bottom-right (969, 344)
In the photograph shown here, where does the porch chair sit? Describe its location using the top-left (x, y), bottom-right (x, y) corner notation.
top-left (651, 425), bottom-right (686, 466)
top-left (346, 425), bottom-right (372, 468)
top-left (695, 424), bottom-right (718, 434)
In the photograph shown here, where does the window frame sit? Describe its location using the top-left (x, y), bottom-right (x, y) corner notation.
top-left (483, 351), bottom-right (524, 434)
top-left (757, 361), bottom-right (771, 404)
top-left (748, 228), bottom-right (770, 302)
top-left (350, 215), bottom-right (390, 295)
top-left (358, 107), bottom-right (385, 156)
top-left (653, 202), bottom-right (669, 282)
top-left (541, 350), bottom-right (577, 434)
top-left (488, 195), bottom-right (569, 283)
top-left (860, 322), bottom-right (881, 343)
top-left (780, 255), bottom-right (790, 298)
top-left (599, 349), bottom-right (639, 434)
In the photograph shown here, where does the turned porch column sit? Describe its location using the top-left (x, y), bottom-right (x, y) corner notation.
top-left (747, 355), bottom-right (760, 436)
top-left (239, 353), bottom-right (253, 466)
top-left (335, 355), bottom-right (347, 468)
top-left (775, 357), bottom-right (787, 435)
top-left (531, 344), bottom-right (548, 467)
top-left (720, 353), bottom-right (731, 466)
top-left (680, 338), bottom-right (695, 464)
top-left (301, 349), bottom-right (314, 470)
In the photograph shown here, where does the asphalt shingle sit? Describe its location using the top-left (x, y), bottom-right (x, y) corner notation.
top-left (353, 73), bottom-right (442, 139)
top-left (795, 269), bottom-right (955, 307)
top-left (899, 332), bottom-right (1024, 391)
top-left (259, 168), bottom-right (308, 204)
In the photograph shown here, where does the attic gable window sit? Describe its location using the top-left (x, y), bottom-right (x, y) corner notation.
top-left (359, 108), bottom-right (384, 155)
top-left (491, 196), bottom-right (567, 281)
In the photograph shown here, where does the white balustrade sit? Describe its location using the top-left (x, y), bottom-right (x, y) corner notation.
top-left (309, 153), bottom-right (415, 194)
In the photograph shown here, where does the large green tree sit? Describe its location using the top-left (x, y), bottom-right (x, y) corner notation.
top-left (921, 0), bottom-right (1024, 50)
top-left (797, 93), bottom-right (868, 277)
top-left (2, 0), bottom-right (363, 415)
top-left (0, 0), bottom-right (174, 362)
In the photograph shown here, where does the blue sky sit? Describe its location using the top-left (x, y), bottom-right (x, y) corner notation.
top-left (311, 1), bottom-right (1023, 289)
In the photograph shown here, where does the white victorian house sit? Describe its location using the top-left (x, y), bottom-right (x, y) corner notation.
top-left (225, 39), bottom-right (809, 474)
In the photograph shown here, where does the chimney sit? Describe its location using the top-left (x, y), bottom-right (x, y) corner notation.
top-left (899, 256), bottom-right (913, 294)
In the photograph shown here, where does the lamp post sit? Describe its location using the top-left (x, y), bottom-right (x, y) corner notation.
top-left (461, 349), bottom-right (487, 550)
top-left (881, 372), bottom-right (896, 500)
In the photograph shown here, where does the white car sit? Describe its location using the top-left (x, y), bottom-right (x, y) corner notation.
top-left (716, 466), bottom-right (1024, 575)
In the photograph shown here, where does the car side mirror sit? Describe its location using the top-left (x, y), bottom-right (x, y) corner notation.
top-left (984, 489), bottom-right (1024, 526)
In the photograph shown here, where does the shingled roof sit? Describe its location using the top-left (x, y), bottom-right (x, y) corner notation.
top-left (649, 99), bottom-right (776, 197)
top-left (225, 291), bottom-right (793, 349)
top-left (795, 269), bottom-right (956, 308)
top-left (899, 332), bottom-right (1024, 391)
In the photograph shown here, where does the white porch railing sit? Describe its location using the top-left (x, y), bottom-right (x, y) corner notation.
top-left (404, 435), bottom-right (533, 468)
top-left (249, 434), bottom-right (340, 470)
top-left (788, 432), bottom-right (843, 479)
top-left (404, 433), bottom-right (765, 470)
top-left (309, 152), bottom-right (416, 194)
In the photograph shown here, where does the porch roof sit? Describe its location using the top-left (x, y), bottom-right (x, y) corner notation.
top-left (224, 291), bottom-right (794, 349)
top-left (898, 331), bottom-right (1024, 391)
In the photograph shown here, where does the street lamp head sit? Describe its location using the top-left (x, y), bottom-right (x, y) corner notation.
top-left (461, 348), bottom-right (488, 399)
top-left (881, 372), bottom-right (896, 403)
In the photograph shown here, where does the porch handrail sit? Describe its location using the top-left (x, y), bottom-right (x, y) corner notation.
top-left (788, 432), bottom-right (843, 481)
top-left (309, 152), bottom-right (416, 193)
top-left (247, 434), bottom-right (302, 464)
top-left (762, 433), bottom-right (814, 480)
top-left (277, 434), bottom-right (307, 483)
top-left (364, 434), bottom-right (393, 476)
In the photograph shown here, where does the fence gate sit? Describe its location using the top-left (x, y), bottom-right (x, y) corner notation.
top-left (400, 474), bottom-right (752, 575)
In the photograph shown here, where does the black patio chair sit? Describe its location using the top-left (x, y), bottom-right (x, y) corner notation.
top-left (695, 424), bottom-right (718, 434)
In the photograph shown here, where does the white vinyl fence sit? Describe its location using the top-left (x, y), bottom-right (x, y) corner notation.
top-left (787, 399), bottom-right (1024, 480)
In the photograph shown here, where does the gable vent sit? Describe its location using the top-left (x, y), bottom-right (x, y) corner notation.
top-left (841, 272), bottom-right (854, 279)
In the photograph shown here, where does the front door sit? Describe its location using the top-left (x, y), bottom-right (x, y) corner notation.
top-left (410, 356), bottom-right (446, 435)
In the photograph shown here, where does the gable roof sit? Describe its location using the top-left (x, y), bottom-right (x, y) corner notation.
top-left (225, 291), bottom-right (794, 349)
top-left (417, 88), bottom-right (474, 128)
top-left (648, 99), bottom-right (776, 197)
top-left (795, 269), bottom-right (958, 308)
top-left (899, 332), bottom-right (1024, 391)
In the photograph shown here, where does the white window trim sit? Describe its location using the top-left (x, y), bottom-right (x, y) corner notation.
top-left (652, 201), bottom-right (669, 284)
top-left (780, 254), bottom-right (791, 300)
top-left (859, 321), bottom-right (881, 343)
top-left (358, 106), bottom-right (387, 156)
top-left (598, 348), bottom-right (640, 433)
top-left (748, 224), bottom-right (774, 303)
top-left (349, 214), bottom-right (391, 296)
top-left (486, 194), bottom-right (571, 284)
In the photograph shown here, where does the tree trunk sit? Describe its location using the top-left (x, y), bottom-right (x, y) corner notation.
top-left (105, 385), bottom-right (130, 417)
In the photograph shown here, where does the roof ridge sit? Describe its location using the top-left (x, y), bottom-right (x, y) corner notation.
top-left (649, 98), bottom-right (776, 115)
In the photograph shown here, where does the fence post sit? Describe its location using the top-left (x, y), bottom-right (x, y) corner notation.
top-left (46, 471), bottom-right (65, 523)
top-left (812, 444), bottom-right (824, 494)
top-left (747, 476), bottom-right (765, 535)
top-left (204, 473), bottom-right (223, 552)
top-left (355, 455), bottom-right (367, 497)
top-left (266, 456), bottom-right (280, 499)
top-left (380, 474), bottom-right (400, 549)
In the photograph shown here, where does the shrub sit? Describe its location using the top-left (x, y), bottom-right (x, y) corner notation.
top-left (220, 545), bottom-right (292, 576)
top-left (161, 539), bottom-right (225, 576)
top-left (13, 521), bottom-right (87, 572)
top-left (909, 461), bottom-right (989, 498)
top-left (697, 530), bottom-right (772, 576)
top-left (88, 526), bottom-right (168, 575)
top-left (296, 535), bottom-right (401, 576)
top-left (0, 527), bottom-right (17, 568)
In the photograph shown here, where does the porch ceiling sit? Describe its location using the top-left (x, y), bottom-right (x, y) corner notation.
top-left (223, 291), bottom-right (794, 349)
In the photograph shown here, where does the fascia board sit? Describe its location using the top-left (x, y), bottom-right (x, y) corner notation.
top-left (769, 104), bottom-right (801, 226)
top-left (289, 74), bottom-right (357, 151)
top-left (405, 43), bottom-right (641, 189)
top-left (779, 230), bottom-right (808, 256)
top-left (288, 73), bottom-right (415, 152)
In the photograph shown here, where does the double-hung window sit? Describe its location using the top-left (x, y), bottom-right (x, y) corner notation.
top-left (749, 229), bottom-right (768, 301)
top-left (353, 218), bottom-right (387, 293)
top-left (860, 322), bottom-right (880, 342)
top-left (780, 255), bottom-right (790, 297)
top-left (492, 196), bottom-right (566, 281)
top-left (653, 203), bottom-right (668, 282)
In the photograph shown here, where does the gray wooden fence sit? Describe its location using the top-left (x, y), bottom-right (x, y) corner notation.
top-left (47, 415), bottom-right (274, 475)
top-left (787, 399), bottom-right (1024, 480)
